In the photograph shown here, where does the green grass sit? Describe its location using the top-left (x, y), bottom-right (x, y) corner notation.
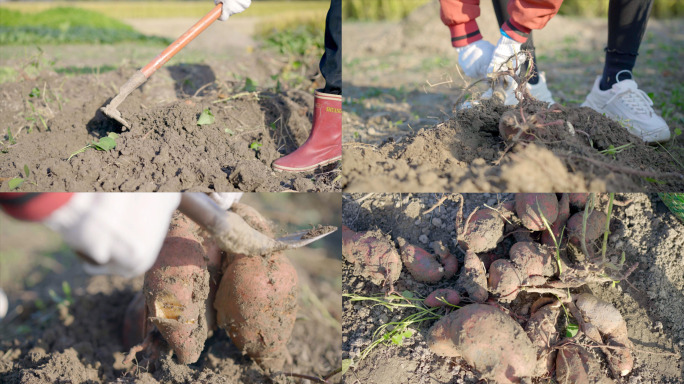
top-left (1, 1), bottom-right (328, 19)
top-left (0, 7), bottom-right (171, 45)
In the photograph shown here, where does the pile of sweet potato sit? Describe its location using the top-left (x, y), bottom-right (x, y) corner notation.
top-left (123, 203), bottom-right (298, 373)
top-left (345, 193), bottom-right (635, 383)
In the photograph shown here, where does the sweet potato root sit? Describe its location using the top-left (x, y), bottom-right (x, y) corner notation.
top-left (342, 226), bottom-right (402, 286)
top-left (424, 288), bottom-right (461, 308)
top-left (567, 210), bottom-right (607, 248)
top-left (122, 292), bottom-right (146, 350)
top-left (541, 193), bottom-right (569, 247)
top-left (142, 213), bottom-right (213, 364)
top-left (215, 251), bottom-right (298, 373)
top-left (488, 259), bottom-right (521, 302)
top-left (427, 304), bottom-right (537, 383)
top-left (575, 294), bottom-right (633, 377)
top-left (432, 241), bottom-right (458, 279)
top-left (568, 193), bottom-right (589, 210)
top-left (515, 194), bottom-right (559, 231)
top-left (508, 242), bottom-right (555, 285)
top-left (556, 345), bottom-right (591, 383)
top-left (525, 299), bottom-right (560, 376)
top-left (398, 237), bottom-right (448, 283)
top-left (459, 208), bottom-right (504, 253)
top-left (457, 250), bottom-right (488, 302)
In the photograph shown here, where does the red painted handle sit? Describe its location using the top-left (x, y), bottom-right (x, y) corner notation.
top-left (141, 4), bottom-right (222, 78)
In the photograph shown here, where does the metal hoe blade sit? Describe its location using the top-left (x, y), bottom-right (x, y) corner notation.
top-left (178, 193), bottom-right (337, 255)
top-left (100, 71), bottom-right (147, 130)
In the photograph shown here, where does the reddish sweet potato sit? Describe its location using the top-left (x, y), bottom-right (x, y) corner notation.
top-left (432, 241), bottom-right (458, 279)
top-left (215, 251), bottom-right (298, 373)
top-left (515, 194), bottom-right (559, 231)
top-left (457, 250), bottom-right (488, 302)
top-left (575, 294), bottom-right (633, 377)
top-left (509, 242), bottom-right (555, 285)
top-left (541, 193), bottom-right (569, 247)
top-left (459, 208), bottom-right (504, 253)
top-left (398, 237), bottom-right (447, 283)
top-left (487, 259), bottom-right (521, 302)
top-left (556, 345), bottom-right (591, 383)
top-left (427, 304), bottom-right (537, 383)
top-left (143, 213), bottom-right (213, 364)
top-left (525, 299), bottom-right (560, 376)
top-left (342, 226), bottom-right (402, 286)
top-left (567, 210), bottom-right (607, 248)
top-left (122, 292), bottom-right (146, 350)
top-left (568, 193), bottom-right (589, 209)
top-left (424, 288), bottom-right (461, 308)
top-left (499, 110), bottom-right (535, 142)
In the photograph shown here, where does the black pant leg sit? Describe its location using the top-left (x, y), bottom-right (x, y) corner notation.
top-left (601, 0), bottom-right (653, 88)
top-left (320, 0), bottom-right (341, 95)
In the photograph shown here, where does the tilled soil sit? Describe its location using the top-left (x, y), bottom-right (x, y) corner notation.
top-left (342, 193), bottom-right (684, 383)
top-left (0, 67), bottom-right (340, 192)
top-left (343, 100), bottom-right (684, 192)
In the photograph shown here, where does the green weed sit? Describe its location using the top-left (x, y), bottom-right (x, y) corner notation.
top-left (197, 108), bottom-right (215, 126)
top-left (250, 141), bottom-right (263, 152)
top-left (8, 164), bottom-right (34, 190)
top-left (68, 132), bottom-right (119, 161)
top-left (342, 291), bottom-right (443, 373)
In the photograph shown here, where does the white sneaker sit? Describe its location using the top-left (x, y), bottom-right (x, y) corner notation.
top-left (581, 72), bottom-right (671, 143)
top-left (461, 72), bottom-right (555, 108)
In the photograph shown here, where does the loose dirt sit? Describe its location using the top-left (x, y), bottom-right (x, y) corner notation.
top-left (0, 194), bottom-right (343, 383)
top-left (1, 58), bottom-right (339, 192)
top-left (342, 193), bottom-right (684, 383)
top-left (342, 3), bottom-right (684, 192)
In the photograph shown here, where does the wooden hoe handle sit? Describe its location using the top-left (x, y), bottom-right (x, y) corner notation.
top-left (140, 3), bottom-right (223, 78)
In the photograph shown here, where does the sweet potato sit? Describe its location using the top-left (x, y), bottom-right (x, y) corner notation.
top-left (424, 288), bottom-right (461, 308)
top-left (459, 208), bottom-right (504, 253)
top-left (122, 292), bottom-right (147, 350)
top-left (509, 242), bottom-right (555, 285)
top-left (427, 304), bottom-right (537, 383)
top-left (567, 210), bottom-right (607, 248)
top-left (541, 193), bottom-right (569, 247)
top-left (215, 251), bottom-right (298, 373)
top-left (568, 193), bottom-right (589, 210)
top-left (515, 194), bottom-right (559, 231)
top-left (556, 345), bottom-right (591, 383)
top-left (432, 241), bottom-right (458, 279)
top-left (499, 110), bottom-right (535, 142)
top-left (398, 237), bottom-right (447, 283)
top-left (525, 299), bottom-right (560, 376)
top-left (342, 226), bottom-right (402, 286)
top-left (575, 294), bottom-right (633, 377)
top-left (143, 213), bottom-right (213, 364)
top-left (487, 259), bottom-right (521, 302)
top-left (457, 250), bottom-right (488, 302)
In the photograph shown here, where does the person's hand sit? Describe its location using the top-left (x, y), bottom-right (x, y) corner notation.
top-left (44, 194), bottom-right (181, 278)
top-left (209, 192), bottom-right (243, 210)
top-left (487, 35), bottom-right (525, 75)
top-left (214, 0), bottom-right (251, 21)
top-left (455, 40), bottom-right (495, 78)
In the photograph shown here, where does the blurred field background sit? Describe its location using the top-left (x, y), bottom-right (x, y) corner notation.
top-left (342, 0), bottom-right (684, 20)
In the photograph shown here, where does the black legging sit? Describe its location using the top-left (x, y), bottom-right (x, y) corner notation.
top-left (320, 0), bottom-right (341, 95)
top-left (491, 0), bottom-right (540, 84)
top-left (601, 0), bottom-right (653, 88)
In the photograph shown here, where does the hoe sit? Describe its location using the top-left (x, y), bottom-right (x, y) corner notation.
top-left (101, 4), bottom-right (223, 129)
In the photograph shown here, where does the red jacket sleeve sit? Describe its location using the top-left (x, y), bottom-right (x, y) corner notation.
top-left (0, 193), bottom-right (73, 221)
top-left (439, 0), bottom-right (482, 48)
top-left (504, 0), bottom-right (564, 43)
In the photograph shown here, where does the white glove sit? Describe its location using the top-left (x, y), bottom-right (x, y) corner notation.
top-left (209, 192), bottom-right (243, 210)
top-left (487, 35), bottom-right (525, 75)
top-left (214, 0), bottom-right (251, 21)
top-left (43, 193), bottom-right (181, 278)
top-left (455, 40), bottom-right (495, 78)
top-left (0, 288), bottom-right (7, 320)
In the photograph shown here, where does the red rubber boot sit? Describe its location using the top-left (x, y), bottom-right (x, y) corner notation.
top-left (272, 90), bottom-right (341, 172)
